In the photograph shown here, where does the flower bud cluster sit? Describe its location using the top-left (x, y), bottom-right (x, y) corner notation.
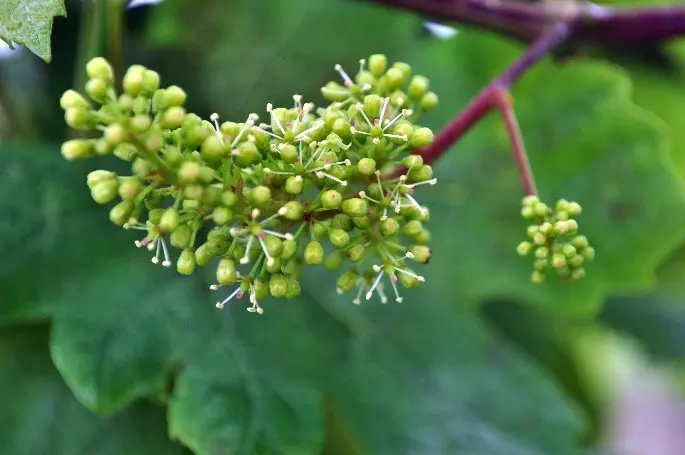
top-left (516, 196), bottom-right (595, 283)
top-left (60, 55), bottom-right (439, 313)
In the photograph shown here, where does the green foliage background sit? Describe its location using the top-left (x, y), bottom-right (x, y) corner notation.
top-left (1, 0), bottom-right (685, 454)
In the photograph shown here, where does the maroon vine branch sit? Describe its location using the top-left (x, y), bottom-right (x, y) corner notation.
top-left (374, 0), bottom-right (685, 195)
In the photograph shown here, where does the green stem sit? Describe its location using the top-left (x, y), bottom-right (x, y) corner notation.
top-left (74, 0), bottom-right (105, 92)
top-left (132, 137), bottom-right (179, 184)
top-left (107, 0), bottom-right (127, 78)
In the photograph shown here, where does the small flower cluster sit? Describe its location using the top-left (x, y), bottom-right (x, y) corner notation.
top-left (516, 196), bottom-right (595, 284)
top-left (60, 55), bottom-right (439, 313)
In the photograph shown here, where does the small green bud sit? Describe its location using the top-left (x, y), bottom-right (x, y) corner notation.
top-left (85, 78), bottom-right (108, 102)
top-left (385, 67), bottom-right (404, 90)
top-left (212, 207), bottom-right (233, 225)
top-left (269, 273), bottom-right (288, 298)
top-left (403, 220), bottom-right (423, 237)
top-left (184, 184), bottom-right (204, 201)
top-left (531, 270), bottom-right (546, 284)
top-left (392, 62), bottom-right (411, 80)
top-left (104, 123), bottom-right (127, 147)
top-left (250, 185), bottom-right (272, 205)
top-left (535, 247), bottom-right (549, 259)
top-left (87, 170), bottom-right (116, 189)
top-left (336, 270), bottom-right (359, 296)
top-left (182, 199), bottom-right (199, 211)
top-left (413, 228), bottom-right (431, 245)
top-left (64, 107), bottom-right (91, 130)
top-left (62, 139), bottom-right (94, 160)
top-left (332, 118), bottom-right (351, 138)
top-left (170, 224), bottom-right (192, 249)
top-left (408, 75), bottom-right (429, 99)
top-left (346, 244), bottom-right (365, 262)
top-left (533, 202), bottom-right (549, 217)
top-left (86, 57), bottom-right (113, 83)
top-left (195, 244), bottom-right (214, 267)
top-left (329, 228), bottom-right (350, 249)
top-left (572, 235), bottom-right (589, 249)
top-left (357, 158), bottom-right (376, 176)
top-left (312, 222), bottom-right (328, 239)
top-left (94, 139), bottom-right (112, 156)
top-left (282, 239), bottom-right (297, 260)
top-left (132, 157), bottom-right (153, 178)
top-left (521, 206), bottom-right (535, 220)
top-left (368, 54), bottom-right (387, 77)
top-left (266, 256), bottom-right (282, 273)
top-left (264, 236), bottom-right (283, 257)
top-left (109, 200), bottom-right (134, 225)
top-left (363, 94), bottom-right (382, 119)
top-left (516, 241), bottom-right (533, 256)
top-left (321, 189), bottom-right (343, 209)
top-left (281, 201), bottom-right (304, 221)
top-left (408, 245), bottom-right (431, 263)
top-left (130, 114), bottom-right (152, 133)
top-left (527, 225), bottom-right (539, 238)
top-left (118, 178), bottom-right (142, 200)
top-left (216, 257), bottom-right (237, 285)
top-left (304, 240), bottom-right (324, 265)
top-left (409, 164), bottom-right (433, 182)
top-left (341, 198), bottom-right (368, 217)
top-left (201, 135), bottom-right (225, 161)
top-left (119, 94), bottom-right (135, 111)
top-left (177, 250), bottom-right (196, 275)
top-left (91, 179), bottom-right (118, 204)
top-left (159, 208), bottom-right (180, 232)
top-left (324, 251), bottom-right (345, 272)
top-left (582, 246), bottom-right (595, 261)
top-left (397, 267), bottom-right (421, 289)
top-left (419, 91), bottom-right (439, 111)
top-left (285, 175), bottom-right (304, 195)
top-left (285, 276), bottom-right (302, 299)
top-left (571, 268), bottom-right (585, 281)
top-left (533, 233), bottom-right (547, 246)
top-left (331, 214), bottom-right (353, 231)
top-left (381, 217), bottom-right (400, 236)
top-left (142, 70), bottom-right (160, 94)
top-left (277, 143), bottom-right (297, 163)
top-left (160, 85), bottom-right (187, 108)
top-left (147, 208), bottom-right (164, 225)
top-left (123, 65), bottom-right (145, 96)
top-left (568, 254), bottom-right (584, 268)
top-left (551, 253), bottom-right (567, 269)
top-left (561, 244), bottom-right (577, 257)
top-left (221, 191), bottom-right (238, 207)
top-left (254, 278), bottom-right (269, 302)
top-left (533, 259), bottom-right (548, 272)
top-left (352, 216), bottom-right (370, 229)
top-left (234, 141), bottom-right (260, 166)
top-left (567, 202), bottom-right (582, 216)
top-left (160, 106), bottom-right (186, 129)
top-left (403, 154), bottom-right (423, 169)
top-left (179, 161), bottom-right (201, 183)
top-left (60, 90), bottom-right (89, 110)
top-left (540, 222), bottom-right (554, 236)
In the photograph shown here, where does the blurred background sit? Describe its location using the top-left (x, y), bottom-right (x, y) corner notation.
top-left (1, 0), bottom-right (685, 454)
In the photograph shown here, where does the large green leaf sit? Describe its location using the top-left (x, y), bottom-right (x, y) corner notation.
top-left (0, 325), bottom-right (187, 455)
top-left (0, 0), bottom-right (66, 62)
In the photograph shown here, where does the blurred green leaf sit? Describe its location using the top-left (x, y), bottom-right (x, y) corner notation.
top-left (0, 0), bottom-right (66, 62)
top-left (0, 325), bottom-right (187, 455)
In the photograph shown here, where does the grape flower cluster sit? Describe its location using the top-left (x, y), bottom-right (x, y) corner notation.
top-left (60, 55), bottom-right (439, 314)
top-left (516, 196), bottom-right (595, 283)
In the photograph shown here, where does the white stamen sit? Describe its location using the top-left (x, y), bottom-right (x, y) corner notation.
top-left (406, 178), bottom-right (438, 188)
top-left (263, 229), bottom-right (293, 241)
top-left (378, 97), bottom-right (390, 126)
top-left (315, 171), bottom-right (347, 186)
top-left (267, 103), bottom-right (287, 135)
top-left (334, 64), bottom-right (353, 86)
top-left (216, 287), bottom-right (242, 309)
top-left (365, 270), bottom-right (384, 300)
top-left (356, 103), bottom-right (374, 128)
top-left (390, 277), bottom-right (403, 303)
top-left (394, 266), bottom-right (425, 282)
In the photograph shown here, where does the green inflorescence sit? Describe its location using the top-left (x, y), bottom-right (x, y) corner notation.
top-left (60, 55), bottom-right (440, 314)
top-left (517, 195), bottom-right (595, 284)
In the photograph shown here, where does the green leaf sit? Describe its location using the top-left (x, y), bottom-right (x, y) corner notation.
top-left (0, 325), bottom-right (187, 455)
top-left (0, 0), bottom-right (66, 62)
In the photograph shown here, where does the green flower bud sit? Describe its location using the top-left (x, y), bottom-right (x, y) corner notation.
top-left (410, 127), bottom-right (434, 148)
top-left (409, 165), bottom-right (433, 182)
top-left (368, 54), bottom-right (387, 77)
top-left (534, 202), bottom-right (549, 218)
top-left (391, 122), bottom-right (413, 144)
top-left (329, 228), bottom-right (350, 249)
top-left (393, 62), bottom-right (411, 80)
top-left (85, 78), bottom-right (108, 102)
top-left (130, 114), bottom-right (152, 133)
top-left (159, 208), bottom-right (180, 232)
top-left (235, 141), bottom-right (260, 166)
top-left (201, 135), bottom-right (225, 161)
top-left (122, 65), bottom-right (145, 96)
top-left (413, 228), bottom-right (431, 245)
top-left (275, 143), bottom-right (296, 163)
top-left (104, 123), bottom-right (127, 147)
top-left (285, 175), bottom-right (303, 195)
top-left (403, 154), bottom-right (423, 169)
top-left (170, 224), bottom-right (192, 249)
top-left (195, 243), bottom-right (215, 267)
top-left (539, 222), bottom-right (554, 236)
top-left (160, 106), bottom-right (185, 129)
top-left (250, 185), bottom-right (271, 205)
top-left (109, 200), bottom-right (134, 225)
top-left (269, 273), bottom-right (288, 298)
top-left (118, 178), bottom-right (142, 200)
top-left (304, 240), bottom-right (324, 265)
top-left (352, 216), bottom-right (369, 229)
top-left (62, 139), bottom-right (94, 160)
top-left (179, 161), bottom-right (201, 183)
top-left (216, 257), bottom-right (237, 285)
top-left (285, 276), bottom-right (302, 299)
top-left (408, 245), bottom-right (431, 263)
top-left (321, 189), bottom-right (343, 209)
top-left (64, 107), bottom-right (91, 130)
top-left (385, 67), bottom-right (404, 90)
top-left (535, 246), bottom-right (549, 259)
top-left (551, 253), bottom-right (567, 269)
top-left (397, 267), bottom-right (421, 289)
top-left (212, 207), bottom-right (233, 225)
top-left (132, 157), bottom-right (153, 178)
top-left (278, 240), bottom-right (296, 262)
top-left (571, 268), bottom-right (585, 281)
top-left (521, 206), bottom-right (535, 220)
top-left (357, 158), bottom-right (376, 176)
top-left (531, 270), bottom-right (546, 284)
top-left (363, 94), bottom-right (382, 119)
top-left (568, 254), bottom-right (584, 268)
top-left (177, 249), bottom-right (196, 275)
top-left (571, 235), bottom-right (589, 249)
top-left (381, 217), bottom-right (400, 236)
top-left (262, 235), bottom-right (283, 258)
top-left (324, 250), bottom-right (345, 272)
top-left (86, 57), bottom-right (113, 83)
top-left (341, 198), bottom-right (368, 217)
top-left (516, 241), bottom-right (533, 256)
top-left (346, 244), bottom-right (365, 262)
top-left (183, 184), bottom-right (203, 201)
top-left (91, 179), bottom-right (118, 204)
top-left (420, 91), bottom-right (439, 111)
top-left (332, 118), bottom-right (351, 138)
top-left (160, 85), bottom-right (187, 108)
top-left (274, 202), bottom-right (298, 222)
top-left (254, 277), bottom-right (269, 301)
top-left (182, 199), bottom-right (199, 211)
top-left (95, 140), bottom-right (112, 157)
top-left (220, 190), bottom-right (238, 207)
top-left (533, 232), bottom-right (547, 246)
top-left (60, 90), bottom-right (89, 110)
top-left (403, 219), bottom-right (423, 237)
top-left (581, 246), bottom-right (595, 261)
top-left (408, 75), bottom-right (429, 99)
top-left (329, 214), bottom-right (351, 232)
top-left (266, 256), bottom-right (282, 273)
top-left (567, 202), bottom-right (582, 217)
top-left (142, 70), bottom-right (160, 94)
top-left (118, 94), bottom-right (135, 111)
top-left (87, 170), bottom-right (116, 189)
